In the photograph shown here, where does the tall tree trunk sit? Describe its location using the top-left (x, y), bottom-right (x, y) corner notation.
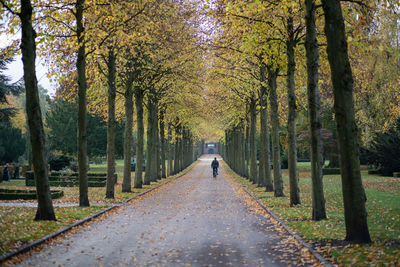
top-left (287, 15), bottom-right (301, 206)
top-left (239, 125), bottom-right (246, 176)
top-left (249, 97), bottom-right (258, 184)
top-left (260, 94), bottom-right (273, 192)
top-left (167, 124), bottom-right (173, 176)
top-left (134, 88), bottom-right (144, 188)
top-left (160, 108), bottom-right (166, 178)
top-left (268, 67), bottom-right (284, 197)
top-left (305, 0), bottom-right (327, 220)
top-left (322, 0), bottom-right (371, 243)
top-left (258, 59), bottom-right (268, 188)
top-left (122, 80), bottom-right (134, 192)
top-left (244, 118), bottom-right (250, 178)
top-left (174, 123), bottom-right (180, 174)
top-left (106, 49), bottom-right (116, 198)
top-left (144, 97), bottom-right (154, 185)
top-left (20, 0), bottom-right (56, 220)
top-left (153, 98), bottom-right (159, 181)
top-left (76, 0), bottom-right (89, 206)
top-left (178, 127), bottom-right (183, 171)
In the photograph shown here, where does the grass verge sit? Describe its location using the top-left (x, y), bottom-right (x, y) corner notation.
top-left (0, 161), bottom-right (197, 257)
top-left (0, 205), bottom-right (107, 256)
top-left (224, 161), bottom-right (400, 266)
top-left (0, 161), bottom-right (196, 204)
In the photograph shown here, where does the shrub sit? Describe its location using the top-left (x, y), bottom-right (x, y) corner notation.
top-left (49, 155), bottom-right (71, 171)
top-left (281, 154), bottom-right (288, 169)
top-left (0, 124), bottom-right (25, 164)
top-left (0, 188), bottom-right (63, 200)
top-left (364, 119), bottom-right (400, 176)
top-left (92, 157), bottom-right (103, 165)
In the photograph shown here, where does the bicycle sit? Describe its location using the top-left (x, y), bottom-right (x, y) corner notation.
top-left (212, 167), bottom-right (218, 178)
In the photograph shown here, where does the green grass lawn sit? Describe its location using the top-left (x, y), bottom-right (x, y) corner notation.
top-left (0, 160), bottom-right (195, 257)
top-left (226, 161), bottom-right (400, 266)
top-left (0, 205), bottom-right (107, 255)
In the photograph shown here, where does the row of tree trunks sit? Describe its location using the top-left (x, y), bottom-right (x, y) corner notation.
top-left (224, 125), bottom-right (246, 177)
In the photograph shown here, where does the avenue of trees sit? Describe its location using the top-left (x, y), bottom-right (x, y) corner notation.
top-left (1, 0), bottom-right (205, 219)
top-left (0, 0), bottom-right (399, 244)
top-left (207, 0), bottom-right (399, 244)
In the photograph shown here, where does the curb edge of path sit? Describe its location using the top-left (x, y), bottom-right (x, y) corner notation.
top-left (240, 186), bottom-right (332, 267)
top-left (0, 161), bottom-right (197, 264)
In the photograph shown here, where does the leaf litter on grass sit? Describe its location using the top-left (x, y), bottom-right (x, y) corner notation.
top-left (224, 161), bottom-right (400, 266)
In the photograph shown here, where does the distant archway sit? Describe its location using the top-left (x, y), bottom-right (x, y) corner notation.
top-left (208, 149), bottom-right (214, 154)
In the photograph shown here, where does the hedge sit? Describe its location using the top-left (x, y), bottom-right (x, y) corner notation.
top-left (0, 188), bottom-right (64, 200)
top-left (25, 171), bottom-right (117, 187)
top-left (393, 172), bottom-right (400, 178)
top-left (26, 180), bottom-right (106, 187)
top-left (368, 169), bottom-right (381, 175)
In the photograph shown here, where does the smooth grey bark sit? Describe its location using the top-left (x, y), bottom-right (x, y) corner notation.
top-left (76, 0), bottom-right (89, 207)
top-left (19, 0), bottom-right (56, 220)
top-left (305, 0), bottom-right (327, 220)
top-left (134, 88), bottom-right (144, 188)
top-left (160, 108), bottom-right (166, 178)
top-left (286, 15), bottom-right (301, 206)
top-left (106, 49), bottom-right (116, 198)
top-left (268, 67), bottom-right (284, 197)
top-left (122, 79), bottom-right (134, 192)
top-left (322, 0), bottom-right (371, 243)
top-left (249, 97), bottom-right (258, 184)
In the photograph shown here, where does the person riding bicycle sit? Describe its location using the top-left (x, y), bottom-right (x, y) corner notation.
top-left (211, 157), bottom-right (219, 175)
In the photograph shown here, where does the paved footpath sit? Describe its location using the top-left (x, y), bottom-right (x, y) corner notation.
top-left (12, 155), bottom-right (315, 267)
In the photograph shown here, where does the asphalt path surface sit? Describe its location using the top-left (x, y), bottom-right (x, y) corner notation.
top-left (14, 155), bottom-right (313, 267)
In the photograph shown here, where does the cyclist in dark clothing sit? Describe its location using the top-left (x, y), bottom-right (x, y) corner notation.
top-left (211, 157), bottom-right (219, 175)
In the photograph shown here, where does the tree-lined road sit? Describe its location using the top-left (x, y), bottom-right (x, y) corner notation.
top-left (15, 156), bottom-right (313, 266)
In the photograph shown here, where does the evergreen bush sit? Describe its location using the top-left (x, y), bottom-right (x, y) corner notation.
top-left (49, 155), bottom-right (71, 171)
top-left (364, 119), bottom-right (400, 176)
